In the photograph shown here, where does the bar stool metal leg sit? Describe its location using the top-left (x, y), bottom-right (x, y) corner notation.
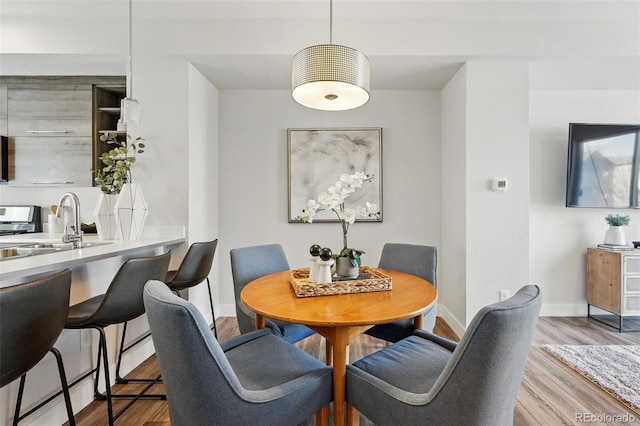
top-left (12, 348), bottom-right (76, 426)
top-left (205, 277), bottom-right (218, 338)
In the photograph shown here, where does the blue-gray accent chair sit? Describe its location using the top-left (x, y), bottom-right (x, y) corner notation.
top-left (230, 243), bottom-right (314, 344)
top-left (143, 280), bottom-right (333, 426)
top-left (346, 285), bottom-right (541, 426)
top-left (366, 243), bottom-right (438, 342)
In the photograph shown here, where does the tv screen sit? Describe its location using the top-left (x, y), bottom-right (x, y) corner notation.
top-left (566, 123), bottom-right (639, 208)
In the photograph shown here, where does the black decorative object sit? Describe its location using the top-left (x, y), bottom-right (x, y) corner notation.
top-left (319, 247), bottom-right (333, 261)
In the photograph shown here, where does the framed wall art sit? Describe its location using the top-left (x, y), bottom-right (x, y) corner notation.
top-left (288, 128), bottom-right (382, 223)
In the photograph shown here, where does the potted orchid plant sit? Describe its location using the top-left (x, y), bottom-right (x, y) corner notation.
top-left (298, 171), bottom-right (380, 277)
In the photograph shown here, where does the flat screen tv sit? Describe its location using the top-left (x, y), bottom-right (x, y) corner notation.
top-left (566, 123), bottom-right (640, 208)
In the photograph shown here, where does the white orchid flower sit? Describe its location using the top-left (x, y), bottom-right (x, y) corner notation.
top-left (343, 208), bottom-right (356, 224)
top-left (307, 199), bottom-right (320, 211)
top-left (318, 193), bottom-right (339, 209)
top-left (299, 172), bottom-right (378, 253)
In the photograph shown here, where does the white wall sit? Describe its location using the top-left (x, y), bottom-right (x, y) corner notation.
top-left (440, 65), bottom-right (467, 332)
top-left (186, 64), bottom-right (220, 323)
top-left (440, 62), bottom-right (531, 331)
top-left (217, 90), bottom-right (441, 315)
top-left (529, 90), bottom-right (640, 315)
top-left (465, 61), bottom-right (531, 323)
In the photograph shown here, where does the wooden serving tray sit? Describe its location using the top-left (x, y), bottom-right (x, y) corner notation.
top-left (289, 266), bottom-right (393, 297)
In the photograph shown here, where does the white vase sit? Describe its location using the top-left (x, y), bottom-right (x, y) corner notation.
top-left (336, 256), bottom-right (360, 278)
top-left (94, 193), bottom-right (119, 240)
top-left (114, 183), bottom-right (148, 241)
top-left (604, 225), bottom-right (626, 246)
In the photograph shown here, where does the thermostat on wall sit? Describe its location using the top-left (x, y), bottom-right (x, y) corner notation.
top-left (492, 178), bottom-right (508, 191)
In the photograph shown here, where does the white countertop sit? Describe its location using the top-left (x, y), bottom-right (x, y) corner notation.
top-left (0, 233), bottom-right (185, 284)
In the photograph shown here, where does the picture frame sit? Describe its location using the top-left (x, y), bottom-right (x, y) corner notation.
top-left (288, 128), bottom-right (382, 223)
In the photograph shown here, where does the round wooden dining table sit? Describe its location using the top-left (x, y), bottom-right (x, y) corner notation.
top-left (241, 268), bottom-right (437, 426)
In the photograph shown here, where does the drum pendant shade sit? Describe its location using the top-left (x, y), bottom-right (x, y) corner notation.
top-left (292, 44), bottom-right (370, 111)
top-left (291, 0), bottom-right (370, 112)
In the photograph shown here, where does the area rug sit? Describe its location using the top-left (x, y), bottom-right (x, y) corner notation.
top-left (542, 344), bottom-right (640, 416)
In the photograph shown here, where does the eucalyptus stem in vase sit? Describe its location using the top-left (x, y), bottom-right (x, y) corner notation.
top-left (94, 132), bottom-right (146, 195)
top-left (93, 132), bottom-right (147, 241)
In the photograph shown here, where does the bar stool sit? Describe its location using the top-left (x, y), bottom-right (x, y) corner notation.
top-left (0, 269), bottom-right (75, 426)
top-left (64, 251), bottom-right (171, 425)
top-left (115, 239), bottom-right (218, 386)
top-left (165, 239), bottom-right (218, 334)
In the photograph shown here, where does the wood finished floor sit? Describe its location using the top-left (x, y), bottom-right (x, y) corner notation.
top-left (68, 316), bottom-right (640, 426)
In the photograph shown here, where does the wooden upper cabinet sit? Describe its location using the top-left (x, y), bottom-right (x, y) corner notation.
top-left (8, 83), bottom-right (92, 136)
top-left (0, 76), bottom-right (125, 186)
top-left (0, 84), bottom-right (7, 136)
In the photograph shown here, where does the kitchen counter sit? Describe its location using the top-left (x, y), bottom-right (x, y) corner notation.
top-left (0, 233), bottom-right (185, 286)
top-left (0, 231), bottom-right (186, 425)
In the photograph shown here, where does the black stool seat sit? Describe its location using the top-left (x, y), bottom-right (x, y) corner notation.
top-left (66, 295), bottom-right (103, 325)
top-left (64, 251), bottom-right (171, 426)
top-left (165, 239), bottom-right (218, 335)
top-left (1, 269), bottom-right (75, 426)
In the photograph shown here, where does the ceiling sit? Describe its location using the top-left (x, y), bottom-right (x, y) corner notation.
top-left (1, 0), bottom-right (639, 90)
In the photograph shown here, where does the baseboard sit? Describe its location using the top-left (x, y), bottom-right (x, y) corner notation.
top-left (218, 303), bottom-right (237, 318)
top-left (435, 303), bottom-right (587, 338)
top-left (437, 304), bottom-right (466, 337)
top-left (540, 303), bottom-right (587, 317)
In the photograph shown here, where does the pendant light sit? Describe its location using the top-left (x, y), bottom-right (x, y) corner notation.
top-left (291, 0), bottom-right (370, 111)
top-left (120, 0), bottom-right (140, 125)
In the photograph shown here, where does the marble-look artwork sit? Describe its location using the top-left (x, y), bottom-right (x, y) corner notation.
top-left (288, 128), bottom-right (382, 222)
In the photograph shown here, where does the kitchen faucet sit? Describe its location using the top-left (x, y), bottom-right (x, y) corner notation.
top-left (56, 192), bottom-right (82, 248)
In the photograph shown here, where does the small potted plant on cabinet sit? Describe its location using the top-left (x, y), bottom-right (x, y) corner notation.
top-left (603, 214), bottom-right (630, 246)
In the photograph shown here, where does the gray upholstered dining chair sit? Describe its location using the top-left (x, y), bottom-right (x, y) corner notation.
top-left (365, 243), bottom-right (438, 342)
top-left (143, 280), bottom-right (333, 426)
top-left (346, 285), bottom-right (541, 426)
top-left (230, 243), bottom-right (314, 344)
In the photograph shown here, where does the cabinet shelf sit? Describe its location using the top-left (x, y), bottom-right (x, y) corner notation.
top-left (98, 107), bottom-right (121, 115)
top-left (98, 130), bottom-right (126, 135)
top-left (93, 81), bottom-right (126, 178)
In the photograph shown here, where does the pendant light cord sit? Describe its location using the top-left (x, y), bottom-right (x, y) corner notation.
top-left (329, 0), bottom-right (333, 45)
top-left (128, 0), bottom-right (133, 98)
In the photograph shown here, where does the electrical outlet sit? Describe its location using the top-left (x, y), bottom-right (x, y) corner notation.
top-left (499, 290), bottom-right (510, 301)
top-left (80, 329), bottom-right (91, 350)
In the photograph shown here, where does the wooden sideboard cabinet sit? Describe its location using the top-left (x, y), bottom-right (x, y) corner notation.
top-left (586, 247), bottom-right (640, 331)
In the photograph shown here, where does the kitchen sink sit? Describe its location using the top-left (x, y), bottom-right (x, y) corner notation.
top-left (0, 241), bottom-right (112, 261)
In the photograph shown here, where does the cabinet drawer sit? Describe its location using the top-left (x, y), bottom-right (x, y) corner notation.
top-left (624, 295), bottom-right (640, 315)
top-left (623, 256), bottom-right (640, 274)
top-left (7, 84), bottom-right (92, 135)
top-left (624, 276), bottom-right (640, 293)
top-left (8, 136), bottom-right (92, 186)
